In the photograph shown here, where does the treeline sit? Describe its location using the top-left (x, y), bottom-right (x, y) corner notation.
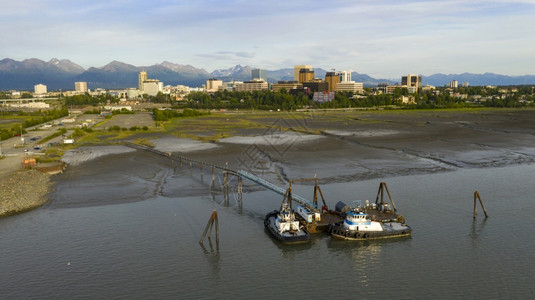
top-left (22, 107), bottom-right (69, 128)
top-left (182, 86), bottom-right (534, 110)
top-left (184, 90), bottom-right (406, 110)
top-left (0, 108), bottom-right (69, 141)
top-left (64, 93), bottom-right (119, 106)
top-left (152, 108), bottom-right (207, 121)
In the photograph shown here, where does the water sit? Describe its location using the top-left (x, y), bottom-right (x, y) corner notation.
top-left (1, 151), bottom-right (534, 299)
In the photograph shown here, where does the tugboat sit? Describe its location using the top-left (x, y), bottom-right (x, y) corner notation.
top-left (328, 209), bottom-right (411, 240)
top-left (328, 182), bottom-right (412, 240)
top-left (264, 185), bottom-right (311, 244)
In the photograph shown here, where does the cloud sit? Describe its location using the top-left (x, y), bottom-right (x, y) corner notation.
top-left (197, 51), bottom-right (256, 60)
top-left (1, 0), bottom-right (534, 76)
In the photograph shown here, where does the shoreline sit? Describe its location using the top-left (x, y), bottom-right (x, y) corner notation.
top-left (0, 169), bottom-right (54, 218)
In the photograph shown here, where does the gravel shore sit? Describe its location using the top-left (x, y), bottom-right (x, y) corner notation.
top-left (0, 169), bottom-right (53, 217)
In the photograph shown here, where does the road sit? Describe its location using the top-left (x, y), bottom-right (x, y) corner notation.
top-left (0, 116), bottom-right (78, 179)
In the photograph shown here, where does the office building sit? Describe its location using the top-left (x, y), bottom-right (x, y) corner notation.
top-left (401, 74), bottom-right (422, 90)
top-left (75, 81), bottom-right (88, 93)
top-left (220, 81), bottom-right (244, 91)
top-left (294, 65), bottom-right (313, 82)
top-left (325, 72), bottom-right (341, 92)
top-left (272, 81), bottom-right (303, 92)
top-left (299, 69), bottom-right (315, 83)
top-left (143, 80), bottom-right (163, 96)
top-left (313, 92), bottom-right (335, 103)
top-left (138, 71), bottom-right (148, 91)
top-left (251, 68), bottom-right (267, 81)
top-left (339, 70), bottom-right (351, 82)
top-left (303, 79), bottom-right (328, 94)
top-left (336, 81), bottom-right (364, 94)
top-left (34, 83), bottom-right (47, 94)
top-left (235, 79), bottom-right (269, 92)
top-left (206, 79), bottom-right (223, 92)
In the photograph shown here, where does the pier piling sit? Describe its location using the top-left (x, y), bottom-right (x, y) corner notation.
top-left (473, 190), bottom-right (489, 219)
top-left (200, 210), bottom-right (219, 244)
top-left (237, 177), bottom-right (243, 208)
top-left (212, 167), bottom-right (215, 184)
top-left (375, 182), bottom-right (397, 212)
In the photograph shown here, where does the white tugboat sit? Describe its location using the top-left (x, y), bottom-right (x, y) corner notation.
top-left (328, 182), bottom-right (412, 240)
top-left (328, 209), bottom-right (411, 240)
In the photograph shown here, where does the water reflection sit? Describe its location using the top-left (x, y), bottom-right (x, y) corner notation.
top-left (200, 238), bottom-right (221, 278)
top-left (469, 218), bottom-right (488, 240)
top-left (268, 232), bottom-right (313, 260)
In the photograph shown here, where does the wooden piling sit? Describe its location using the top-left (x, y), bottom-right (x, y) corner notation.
top-left (223, 171), bottom-right (229, 190)
top-left (237, 176), bottom-right (243, 209)
top-left (375, 182), bottom-right (397, 211)
top-left (199, 210), bottom-right (219, 244)
top-left (473, 190), bottom-right (489, 219)
top-left (212, 167), bottom-right (215, 183)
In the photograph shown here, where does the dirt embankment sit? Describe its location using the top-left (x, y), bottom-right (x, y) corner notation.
top-left (0, 169), bottom-right (53, 217)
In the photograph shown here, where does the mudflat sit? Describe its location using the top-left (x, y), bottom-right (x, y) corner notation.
top-left (151, 108), bottom-right (535, 183)
top-left (2, 108), bottom-right (535, 215)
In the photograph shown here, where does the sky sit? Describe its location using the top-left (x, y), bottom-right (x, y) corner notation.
top-left (1, 0), bottom-right (535, 78)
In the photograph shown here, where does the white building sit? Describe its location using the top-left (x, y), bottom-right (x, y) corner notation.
top-left (75, 81), bottom-right (88, 93)
top-left (339, 71), bottom-right (351, 83)
top-left (143, 80), bottom-right (163, 96)
top-left (104, 105), bottom-right (132, 111)
top-left (336, 81), bottom-right (364, 93)
top-left (34, 84), bottom-right (47, 94)
top-left (9, 102), bottom-right (50, 108)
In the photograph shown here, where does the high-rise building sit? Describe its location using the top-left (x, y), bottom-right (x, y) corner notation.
top-left (34, 83), bottom-right (47, 94)
top-left (299, 69), bottom-right (314, 83)
top-left (75, 81), bottom-right (87, 93)
top-left (138, 71), bottom-right (148, 91)
top-left (206, 79), bottom-right (223, 92)
top-left (339, 70), bottom-right (351, 82)
top-left (294, 65), bottom-right (313, 82)
top-left (325, 72), bottom-right (341, 92)
top-left (450, 80), bottom-right (458, 88)
top-left (251, 68), bottom-right (267, 81)
top-left (401, 74), bottom-right (422, 90)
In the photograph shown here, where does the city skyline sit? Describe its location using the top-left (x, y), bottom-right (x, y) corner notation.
top-left (1, 0), bottom-right (534, 78)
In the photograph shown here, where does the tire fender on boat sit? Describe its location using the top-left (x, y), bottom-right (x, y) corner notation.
top-left (363, 233), bottom-right (369, 238)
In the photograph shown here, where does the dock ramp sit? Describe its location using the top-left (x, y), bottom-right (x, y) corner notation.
top-left (237, 170), bottom-right (316, 210)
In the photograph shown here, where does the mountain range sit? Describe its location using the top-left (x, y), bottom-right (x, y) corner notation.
top-left (1, 58), bottom-right (534, 91)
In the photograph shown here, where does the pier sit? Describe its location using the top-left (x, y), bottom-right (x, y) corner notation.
top-left (125, 142), bottom-right (317, 210)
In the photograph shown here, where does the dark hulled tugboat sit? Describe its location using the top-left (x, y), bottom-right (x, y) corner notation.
top-left (264, 187), bottom-right (311, 244)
